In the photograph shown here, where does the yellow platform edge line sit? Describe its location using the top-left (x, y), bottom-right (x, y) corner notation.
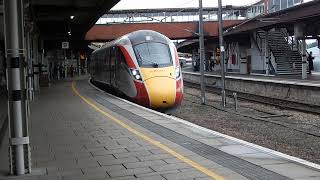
top-left (72, 81), bottom-right (225, 180)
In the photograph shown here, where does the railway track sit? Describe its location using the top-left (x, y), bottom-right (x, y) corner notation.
top-left (183, 90), bottom-right (320, 138)
top-left (182, 81), bottom-right (320, 138)
top-left (183, 80), bottom-right (320, 115)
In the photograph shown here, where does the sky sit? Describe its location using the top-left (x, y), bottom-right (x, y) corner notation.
top-left (112, 0), bottom-right (261, 10)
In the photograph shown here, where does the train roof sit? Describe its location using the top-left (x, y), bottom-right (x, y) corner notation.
top-left (125, 30), bottom-right (170, 46)
top-left (92, 30), bottom-right (170, 54)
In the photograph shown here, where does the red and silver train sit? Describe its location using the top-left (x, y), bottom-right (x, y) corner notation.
top-left (90, 30), bottom-right (183, 111)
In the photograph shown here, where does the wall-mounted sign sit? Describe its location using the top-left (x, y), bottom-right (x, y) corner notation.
top-left (62, 41), bottom-right (69, 49)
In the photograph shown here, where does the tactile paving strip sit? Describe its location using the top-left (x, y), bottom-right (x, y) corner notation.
top-left (79, 82), bottom-right (292, 180)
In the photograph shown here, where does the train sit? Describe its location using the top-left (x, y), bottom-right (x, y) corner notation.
top-left (90, 30), bottom-right (183, 111)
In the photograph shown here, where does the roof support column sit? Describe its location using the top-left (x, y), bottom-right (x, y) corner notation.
top-left (78, 53), bottom-right (81, 76)
top-left (294, 23), bottom-right (307, 79)
top-left (32, 35), bottom-right (40, 91)
top-left (4, 0), bottom-right (31, 175)
top-left (265, 31), bottom-right (270, 76)
top-left (199, 0), bottom-right (206, 105)
top-left (26, 31), bottom-right (34, 101)
top-left (301, 40), bottom-right (307, 79)
top-left (218, 0), bottom-right (226, 107)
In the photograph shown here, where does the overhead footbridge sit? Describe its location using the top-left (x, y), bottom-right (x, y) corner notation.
top-left (85, 20), bottom-right (243, 41)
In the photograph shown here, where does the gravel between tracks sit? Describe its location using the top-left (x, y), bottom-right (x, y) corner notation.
top-left (172, 86), bottom-right (320, 164)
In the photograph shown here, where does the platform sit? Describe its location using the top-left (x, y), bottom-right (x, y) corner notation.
top-left (182, 67), bottom-right (320, 87)
top-left (0, 78), bottom-right (320, 180)
top-left (182, 67), bottom-right (320, 108)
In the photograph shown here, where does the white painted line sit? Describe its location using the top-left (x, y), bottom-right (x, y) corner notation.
top-left (87, 79), bottom-right (320, 170)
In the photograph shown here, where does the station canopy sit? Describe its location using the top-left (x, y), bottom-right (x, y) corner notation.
top-left (0, 0), bottom-right (120, 49)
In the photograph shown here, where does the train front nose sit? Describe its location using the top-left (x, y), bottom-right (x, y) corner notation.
top-left (144, 77), bottom-right (176, 109)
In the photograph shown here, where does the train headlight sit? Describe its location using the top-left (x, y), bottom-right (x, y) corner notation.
top-left (132, 69), bottom-right (138, 76)
top-left (135, 74), bottom-right (141, 80)
top-left (130, 69), bottom-right (142, 81)
top-left (175, 67), bottom-right (181, 79)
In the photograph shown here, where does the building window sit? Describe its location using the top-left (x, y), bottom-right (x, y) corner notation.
top-left (294, 0), bottom-right (301, 5)
top-left (274, 0), bottom-right (280, 11)
top-left (280, 0), bottom-right (287, 10)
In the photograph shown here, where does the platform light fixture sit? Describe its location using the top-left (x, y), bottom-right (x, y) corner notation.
top-left (70, 15), bottom-right (75, 20)
top-left (68, 31), bottom-right (71, 35)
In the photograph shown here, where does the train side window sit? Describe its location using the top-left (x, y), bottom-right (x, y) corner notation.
top-left (118, 48), bottom-right (126, 65)
top-left (115, 47), bottom-right (123, 67)
top-left (105, 49), bottom-right (110, 63)
top-left (105, 48), bottom-right (110, 71)
top-left (110, 47), bottom-right (116, 81)
top-left (110, 47), bottom-right (116, 69)
top-left (106, 48), bottom-right (112, 82)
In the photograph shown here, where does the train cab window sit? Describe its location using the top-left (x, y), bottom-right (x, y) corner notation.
top-left (133, 42), bottom-right (172, 68)
top-left (117, 47), bottom-right (126, 66)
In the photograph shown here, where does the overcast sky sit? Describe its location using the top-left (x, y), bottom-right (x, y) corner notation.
top-left (112, 0), bottom-right (261, 10)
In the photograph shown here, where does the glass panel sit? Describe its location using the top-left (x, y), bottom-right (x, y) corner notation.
top-left (268, 0), bottom-right (274, 12)
top-left (294, 0), bottom-right (301, 4)
top-left (134, 42), bottom-right (172, 67)
top-left (288, 0), bottom-right (294, 7)
top-left (281, 0), bottom-right (287, 10)
top-left (274, 0), bottom-right (280, 11)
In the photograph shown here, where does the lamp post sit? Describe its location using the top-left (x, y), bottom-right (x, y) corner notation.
top-left (218, 0), bottom-right (226, 107)
top-left (199, 0), bottom-right (206, 105)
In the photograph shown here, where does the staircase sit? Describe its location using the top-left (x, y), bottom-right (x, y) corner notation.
top-left (257, 31), bottom-right (302, 75)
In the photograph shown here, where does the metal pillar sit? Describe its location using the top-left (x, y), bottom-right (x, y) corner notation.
top-left (218, 0), bottom-right (226, 107)
top-left (4, 0), bottom-right (31, 175)
top-left (33, 36), bottom-right (40, 91)
top-left (265, 31), bottom-right (270, 76)
top-left (301, 40), bottom-right (307, 79)
top-left (294, 23), bottom-right (307, 79)
top-left (85, 57), bottom-right (88, 75)
top-left (26, 32), bottom-right (34, 101)
top-left (41, 41), bottom-right (44, 77)
top-left (199, 0), bottom-right (205, 105)
top-left (78, 54), bottom-right (81, 76)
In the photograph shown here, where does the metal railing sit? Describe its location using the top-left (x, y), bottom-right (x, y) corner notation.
top-left (280, 28), bottom-right (309, 57)
top-left (253, 31), bottom-right (265, 54)
top-left (270, 51), bottom-right (277, 73)
top-left (97, 8), bottom-right (249, 24)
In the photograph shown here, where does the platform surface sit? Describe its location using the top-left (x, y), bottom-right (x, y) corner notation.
top-left (0, 78), bottom-right (320, 180)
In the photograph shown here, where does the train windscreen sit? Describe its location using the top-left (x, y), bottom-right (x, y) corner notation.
top-left (134, 42), bottom-right (172, 67)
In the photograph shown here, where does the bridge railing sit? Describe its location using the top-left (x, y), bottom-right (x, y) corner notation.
top-left (96, 9), bottom-right (248, 24)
